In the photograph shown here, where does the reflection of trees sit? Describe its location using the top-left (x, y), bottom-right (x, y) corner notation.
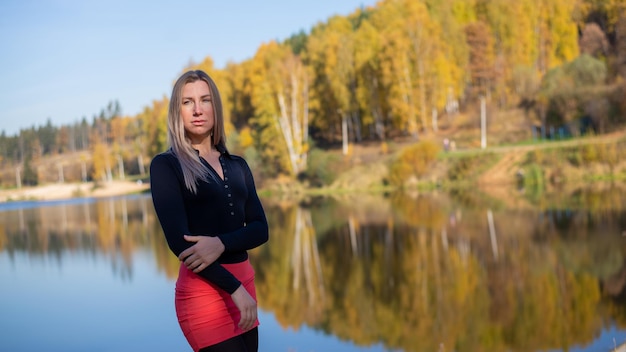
top-left (254, 204), bottom-right (327, 326)
top-left (1, 190), bottom-right (626, 350)
top-left (292, 207), bottom-right (325, 306)
top-left (256, 191), bottom-right (626, 352)
top-left (0, 195), bottom-right (180, 281)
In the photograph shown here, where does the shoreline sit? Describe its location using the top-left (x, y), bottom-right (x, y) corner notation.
top-left (0, 180), bottom-right (150, 203)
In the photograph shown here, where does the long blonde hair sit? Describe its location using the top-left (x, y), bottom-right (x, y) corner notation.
top-left (168, 70), bottom-right (227, 193)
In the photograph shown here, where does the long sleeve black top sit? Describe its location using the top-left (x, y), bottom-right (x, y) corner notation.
top-left (149, 147), bottom-right (269, 294)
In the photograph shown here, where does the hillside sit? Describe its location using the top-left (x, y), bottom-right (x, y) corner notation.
top-left (2, 108), bottom-right (626, 203)
top-left (277, 108), bottom-right (626, 198)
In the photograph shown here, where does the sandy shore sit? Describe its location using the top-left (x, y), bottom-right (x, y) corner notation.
top-left (0, 180), bottom-right (150, 202)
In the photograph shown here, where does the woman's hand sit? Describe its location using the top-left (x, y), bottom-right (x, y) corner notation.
top-left (231, 285), bottom-right (257, 331)
top-left (178, 235), bottom-right (225, 273)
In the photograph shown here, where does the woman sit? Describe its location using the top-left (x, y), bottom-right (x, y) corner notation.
top-left (150, 70), bottom-right (269, 352)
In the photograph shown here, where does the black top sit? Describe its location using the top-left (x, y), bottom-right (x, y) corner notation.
top-left (149, 146), bottom-right (269, 294)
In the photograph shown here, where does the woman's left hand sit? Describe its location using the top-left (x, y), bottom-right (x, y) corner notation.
top-left (179, 235), bottom-right (225, 273)
top-left (231, 285), bottom-right (257, 331)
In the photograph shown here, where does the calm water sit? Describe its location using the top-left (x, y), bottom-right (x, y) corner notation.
top-left (1, 187), bottom-right (625, 352)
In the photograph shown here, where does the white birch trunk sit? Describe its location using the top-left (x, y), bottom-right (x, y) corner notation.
top-left (15, 167), bottom-right (21, 189)
top-left (277, 92), bottom-right (299, 174)
top-left (302, 79), bottom-right (309, 167)
top-left (342, 114), bottom-right (349, 155)
top-left (58, 164), bottom-right (64, 183)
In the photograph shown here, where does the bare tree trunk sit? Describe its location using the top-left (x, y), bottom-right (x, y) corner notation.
top-left (291, 72), bottom-right (302, 154)
top-left (58, 164), bottom-right (64, 183)
top-left (277, 92), bottom-right (299, 174)
top-left (342, 113), bottom-right (349, 155)
top-left (487, 209), bottom-right (498, 260)
top-left (117, 155), bottom-right (125, 180)
top-left (105, 159), bottom-right (112, 183)
top-left (302, 79), bottom-right (309, 168)
top-left (15, 167), bottom-right (21, 189)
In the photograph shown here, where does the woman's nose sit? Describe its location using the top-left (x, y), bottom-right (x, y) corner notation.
top-left (193, 102), bottom-right (202, 114)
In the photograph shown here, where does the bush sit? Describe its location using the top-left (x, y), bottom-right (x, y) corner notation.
top-left (388, 140), bottom-right (440, 186)
top-left (524, 163), bottom-right (544, 187)
top-left (447, 152), bottom-right (497, 182)
top-left (582, 144), bottom-right (599, 163)
top-left (299, 148), bottom-right (341, 187)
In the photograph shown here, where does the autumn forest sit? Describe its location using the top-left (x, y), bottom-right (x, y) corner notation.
top-left (1, 0), bottom-right (625, 189)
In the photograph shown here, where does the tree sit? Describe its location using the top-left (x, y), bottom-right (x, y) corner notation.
top-left (372, 0), bottom-right (454, 136)
top-left (465, 21), bottom-right (496, 100)
top-left (373, 0), bottom-right (422, 136)
top-left (91, 140), bottom-right (112, 183)
top-left (249, 41), bottom-right (311, 176)
top-left (141, 98), bottom-right (168, 158)
top-left (306, 15), bottom-right (359, 150)
top-left (354, 19), bottom-right (386, 140)
top-left (538, 54), bottom-right (607, 129)
top-left (22, 154), bottom-right (38, 186)
top-left (247, 42), bottom-right (293, 177)
top-left (579, 22), bottom-right (609, 58)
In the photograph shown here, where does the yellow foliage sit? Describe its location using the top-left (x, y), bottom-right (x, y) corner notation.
top-left (388, 140), bottom-right (441, 186)
top-left (91, 142), bottom-right (111, 182)
top-left (239, 127), bottom-right (254, 149)
top-left (380, 141), bottom-right (389, 154)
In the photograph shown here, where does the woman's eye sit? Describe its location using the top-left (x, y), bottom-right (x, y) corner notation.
top-left (183, 100), bottom-right (191, 105)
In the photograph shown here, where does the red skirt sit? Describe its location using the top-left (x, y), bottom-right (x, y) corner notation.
top-left (175, 259), bottom-right (259, 351)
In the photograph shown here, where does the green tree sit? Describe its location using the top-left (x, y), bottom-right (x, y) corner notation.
top-left (141, 98), bottom-right (168, 158)
top-left (22, 154), bottom-right (38, 186)
top-left (538, 54), bottom-right (607, 129)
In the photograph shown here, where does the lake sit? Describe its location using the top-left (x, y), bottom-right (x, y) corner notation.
top-left (1, 186), bottom-right (625, 352)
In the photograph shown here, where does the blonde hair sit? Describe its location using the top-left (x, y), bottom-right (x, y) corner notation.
top-left (168, 70), bottom-right (227, 193)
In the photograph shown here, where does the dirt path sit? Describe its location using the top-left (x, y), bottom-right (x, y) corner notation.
top-left (477, 129), bottom-right (626, 185)
top-left (478, 152), bottom-right (525, 185)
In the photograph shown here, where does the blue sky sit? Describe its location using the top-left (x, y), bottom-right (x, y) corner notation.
top-left (0, 0), bottom-right (377, 136)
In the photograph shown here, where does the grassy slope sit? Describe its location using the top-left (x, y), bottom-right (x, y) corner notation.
top-left (288, 108), bottom-right (626, 198)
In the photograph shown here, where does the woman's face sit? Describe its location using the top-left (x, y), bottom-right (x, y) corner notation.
top-left (180, 80), bottom-right (215, 143)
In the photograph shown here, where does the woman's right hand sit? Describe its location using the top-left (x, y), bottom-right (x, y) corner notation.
top-left (231, 285), bottom-right (257, 331)
top-left (179, 235), bottom-right (225, 272)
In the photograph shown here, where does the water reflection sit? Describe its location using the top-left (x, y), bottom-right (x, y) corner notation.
top-left (0, 188), bottom-right (625, 352)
